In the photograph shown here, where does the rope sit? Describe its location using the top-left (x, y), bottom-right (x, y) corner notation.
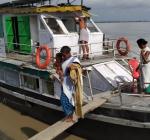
top-left (70, 63), bottom-right (83, 118)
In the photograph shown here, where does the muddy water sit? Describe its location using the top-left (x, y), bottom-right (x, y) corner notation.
top-left (0, 103), bottom-right (84, 140)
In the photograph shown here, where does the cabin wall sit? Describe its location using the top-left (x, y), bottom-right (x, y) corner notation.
top-left (53, 34), bottom-right (79, 55)
top-left (0, 15), bottom-right (6, 57)
top-left (87, 19), bottom-right (104, 57)
top-left (0, 63), bottom-right (55, 97)
top-left (30, 16), bottom-right (39, 53)
top-left (38, 15), bottom-right (54, 52)
top-left (89, 33), bottom-right (104, 57)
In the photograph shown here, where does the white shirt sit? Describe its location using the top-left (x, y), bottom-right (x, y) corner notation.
top-left (62, 56), bottom-right (80, 105)
top-left (79, 28), bottom-right (89, 42)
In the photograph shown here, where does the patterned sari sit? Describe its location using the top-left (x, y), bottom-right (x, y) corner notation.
top-left (60, 56), bottom-right (80, 116)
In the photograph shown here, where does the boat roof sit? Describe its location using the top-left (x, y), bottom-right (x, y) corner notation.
top-left (0, 0), bottom-right (90, 17)
top-left (0, 5), bottom-right (90, 17)
top-left (0, 0), bottom-right (84, 7)
top-left (0, 0), bottom-right (52, 7)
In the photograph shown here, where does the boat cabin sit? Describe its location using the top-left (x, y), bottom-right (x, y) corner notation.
top-left (0, 5), bottom-right (103, 58)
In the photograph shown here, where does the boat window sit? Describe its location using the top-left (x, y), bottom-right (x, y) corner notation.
top-left (86, 19), bottom-right (98, 32)
top-left (62, 18), bottom-right (77, 32)
top-left (42, 80), bottom-right (54, 96)
top-left (5, 70), bottom-right (20, 87)
top-left (44, 18), bottom-right (64, 34)
top-left (22, 75), bottom-right (39, 91)
top-left (40, 20), bottom-right (46, 30)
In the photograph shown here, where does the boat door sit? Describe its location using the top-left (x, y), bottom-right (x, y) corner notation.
top-left (5, 16), bottom-right (31, 53)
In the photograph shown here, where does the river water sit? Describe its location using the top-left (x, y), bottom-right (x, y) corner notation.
top-left (98, 21), bottom-right (150, 58)
top-left (1, 22), bottom-right (150, 140)
top-left (0, 103), bottom-right (85, 140)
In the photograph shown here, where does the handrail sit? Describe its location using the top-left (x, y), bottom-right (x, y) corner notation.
top-left (4, 39), bottom-right (117, 66)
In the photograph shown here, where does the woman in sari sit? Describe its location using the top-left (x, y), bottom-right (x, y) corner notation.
top-left (60, 46), bottom-right (80, 122)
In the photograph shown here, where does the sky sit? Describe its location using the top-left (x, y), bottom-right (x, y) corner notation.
top-left (85, 0), bottom-right (150, 22)
top-left (0, 0), bottom-right (150, 22)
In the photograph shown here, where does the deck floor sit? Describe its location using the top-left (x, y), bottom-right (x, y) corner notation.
top-left (104, 92), bottom-right (150, 113)
top-left (4, 52), bottom-right (132, 69)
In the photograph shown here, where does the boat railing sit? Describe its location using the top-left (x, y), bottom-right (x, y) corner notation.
top-left (54, 39), bottom-right (116, 59)
top-left (4, 39), bottom-right (125, 68)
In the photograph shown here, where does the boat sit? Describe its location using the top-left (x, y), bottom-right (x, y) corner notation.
top-left (0, 0), bottom-right (150, 139)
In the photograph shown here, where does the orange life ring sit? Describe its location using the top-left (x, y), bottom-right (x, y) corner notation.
top-left (36, 45), bottom-right (51, 69)
top-left (116, 37), bottom-right (131, 56)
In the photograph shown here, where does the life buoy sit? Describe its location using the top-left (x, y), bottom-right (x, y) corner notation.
top-left (36, 45), bottom-right (51, 69)
top-left (116, 37), bottom-right (131, 56)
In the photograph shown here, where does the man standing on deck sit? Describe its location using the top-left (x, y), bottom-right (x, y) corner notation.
top-left (60, 46), bottom-right (81, 122)
top-left (137, 38), bottom-right (150, 93)
top-left (79, 17), bottom-right (89, 60)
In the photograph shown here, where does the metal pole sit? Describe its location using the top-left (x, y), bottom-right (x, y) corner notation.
top-left (81, 0), bottom-right (83, 6)
top-left (67, 0), bottom-right (70, 4)
top-left (86, 70), bottom-right (94, 100)
top-left (113, 41), bottom-right (115, 58)
top-left (138, 55), bottom-right (144, 93)
top-left (117, 83), bottom-right (123, 105)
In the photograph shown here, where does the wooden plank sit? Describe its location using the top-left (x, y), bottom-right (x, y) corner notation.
top-left (28, 118), bottom-right (76, 140)
top-left (82, 97), bottom-right (108, 115)
top-left (29, 94), bottom-right (112, 140)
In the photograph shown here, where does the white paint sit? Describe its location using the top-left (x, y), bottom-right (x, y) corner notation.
top-left (53, 34), bottom-right (79, 54)
top-left (38, 14), bottom-right (104, 58)
top-left (89, 32), bottom-right (103, 56)
top-left (30, 16), bottom-right (39, 53)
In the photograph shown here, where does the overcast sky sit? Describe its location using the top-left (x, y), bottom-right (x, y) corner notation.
top-left (85, 0), bottom-right (150, 22)
top-left (0, 0), bottom-right (149, 22)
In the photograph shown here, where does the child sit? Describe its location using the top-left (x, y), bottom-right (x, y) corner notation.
top-left (54, 53), bottom-right (63, 81)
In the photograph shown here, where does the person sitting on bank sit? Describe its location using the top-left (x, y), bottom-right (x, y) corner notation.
top-left (79, 18), bottom-right (89, 60)
top-left (60, 46), bottom-right (81, 122)
top-left (137, 38), bottom-right (150, 93)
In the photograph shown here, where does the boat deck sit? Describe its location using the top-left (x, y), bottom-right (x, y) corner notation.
top-left (104, 92), bottom-right (150, 113)
top-left (3, 52), bottom-right (149, 114)
top-left (4, 52), bottom-right (132, 69)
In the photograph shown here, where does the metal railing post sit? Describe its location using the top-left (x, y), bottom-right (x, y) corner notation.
top-left (86, 70), bottom-right (94, 100)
